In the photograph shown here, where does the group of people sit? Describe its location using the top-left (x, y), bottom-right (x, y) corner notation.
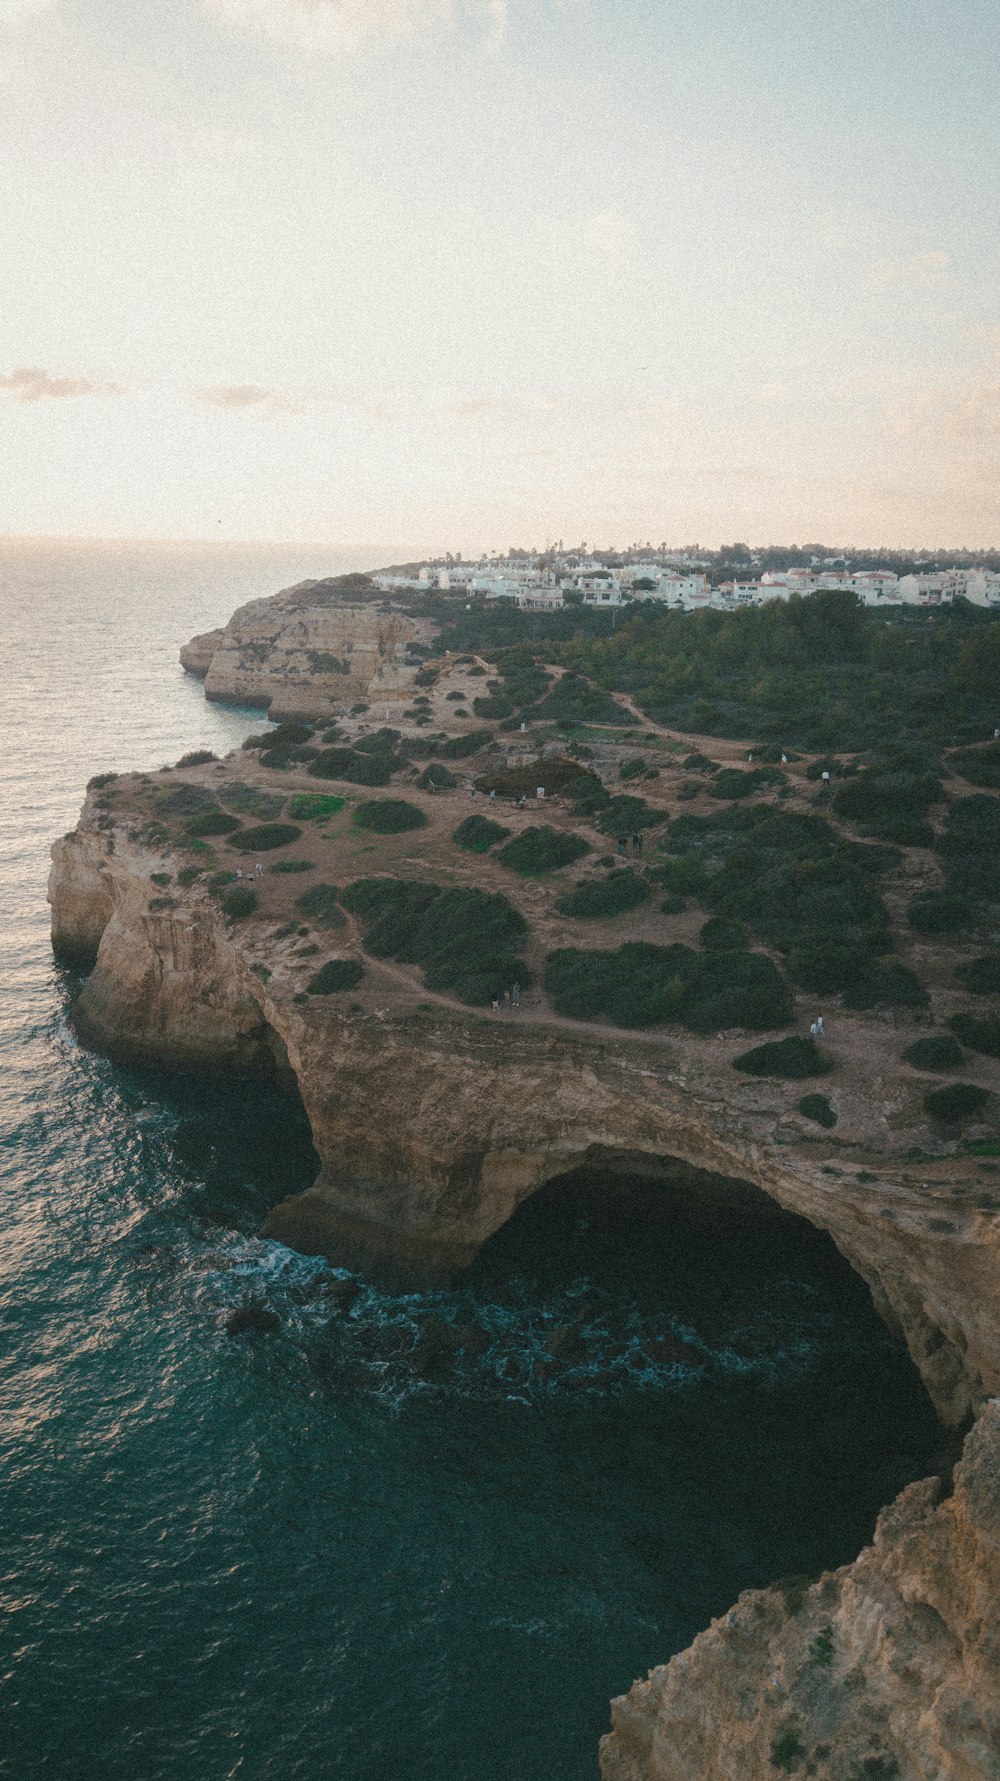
top-left (234, 863), bottom-right (263, 882)
top-left (491, 983), bottom-right (522, 1012)
top-left (616, 833), bottom-right (644, 856)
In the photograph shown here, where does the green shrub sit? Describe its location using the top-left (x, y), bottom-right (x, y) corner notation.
top-left (452, 815), bottom-right (511, 852)
top-left (771, 1728), bottom-right (806, 1771)
top-left (159, 781), bottom-right (217, 816)
top-left (904, 1035), bottom-right (965, 1071)
top-left (955, 956), bottom-right (1000, 995)
top-left (243, 721), bottom-right (313, 750)
top-left (867, 816), bottom-right (935, 847)
top-left (555, 870), bottom-right (649, 919)
top-left (924, 1082), bottom-right (991, 1124)
top-left (176, 749), bottom-right (217, 767)
top-left (700, 916), bottom-right (747, 951)
top-left (308, 747), bottom-right (398, 786)
top-left (786, 939), bottom-right (880, 995)
top-left (150, 872), bottom-right (171, 887)
top-left (207, 870), bottom-right (237, 892)
top-left (149, 895), bottom-right (175, 911)
top-left (306, 958), bottom-right (364, 995)
top-left (185, 809), bottom-right (243, 836)
top-left (341, 878), bottom-right (528, 1005)
top-left (841, 958), bottom-right (929, 1011)
top-left (229, 822), bottom-right (303, 852)
top-left (798, 1093), bottom-right (837, 1127)
top-left (497, 826), bottom-right (590, 873)
top-left (221, 885), bottom-right (257, 919)
top-left (418, 763), bottom-right (458, 790)
top-left (908, 892), bottom-right (972, 934)
top-left (473, 694), bottom-right (514, 720)
top-left (176, 865), bottom-right (203, 887)
top-left (593, 794), bottom-right (661, 839)
top-left (660, 893), bottom-right (687, 913)
top-left (545, 942), bottom-right (792, 1032)
top-left (733, 1036), bottom-right (832, 1078)
top-left (951, 741), bottom-right (1000, 789)
top-left (438, 729), bottom-right (493, 760)
top-left (677, 782), bottom-right (701, 801)
top-left (270, 859), bottom-right (315, 873)
top-left (710, 766), bottom-right (783, 799)
top-left (353, 726), bottom-right (401, 756)
top-left (221, 782), bottom-right (286, 820)
top-left (936, 795), bottom-right (1000, 901)
top-left (353, 799), bottom-right (429, 834)
top-left (287, 793), bottom-right (345, 821)
top-left (619, 757), bottom-right (647, 781)
top-left (682, 752), bottom-right (716, 773)
top-left (294, 883), bottom-right (344, 928)
top-left (948, 1014), bottom-right (1000, 1059)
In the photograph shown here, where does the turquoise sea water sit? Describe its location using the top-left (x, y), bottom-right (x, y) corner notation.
top-left (0, 541), bottom-right (941, 1781)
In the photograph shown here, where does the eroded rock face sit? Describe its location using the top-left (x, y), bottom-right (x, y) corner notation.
top-left (48, 806), bottom-right (1000, 1777)
top-left (600, 1400), bottom-right (1000, 1781)
top-left (178, 576), bottom-right (436, 719)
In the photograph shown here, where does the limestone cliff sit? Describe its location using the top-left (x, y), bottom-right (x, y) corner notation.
top-left (49, 794), bottom-right (1000, 1778)
top-left (179, 574), bottom-right (436, 719)
top-left (601, 1400), bottom-right (1000, 1781)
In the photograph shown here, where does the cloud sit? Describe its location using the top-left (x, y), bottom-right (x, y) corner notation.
top-left (204, 0), bottom-right (505, 54)
top-left (890, 381), bottom-right (1000, 444)
top-left (0, 366), bottom-right (124, 401)
top-left (867, 250), bottom-right (950, 291)
top-left (195, 382), bottom-right (303, 416)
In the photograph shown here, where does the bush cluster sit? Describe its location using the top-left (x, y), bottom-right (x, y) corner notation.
top-left (418, 763), bottom-right (458, 790)
top-left (924, 1082), bottom-right (991, 1125)
top-left (243, 721), bottom-right (314, 751)
top-left (949, 1014), bottom-right (1000, 1059)
top-left (544, 941), bottom-right (793, 1032)
top-left (904, 1034), bottom-right (965, 1071)
top-left (294, 883), bottom-right (344, 928)
top-left (452, 815), bottom-right (511, 852)
top-left (955, 956), bottom-right (1000, 995)
top-left (937, 795), bottom-right (1000, 903)
top-left (797, 1093), bottom-right (837, 1127)
top-left (341, 878), bottom-right (528, 1005)
top-left (306, 958), bottom-right (364, 995)
top-left (908, 892), bottom-right (971, 934)
top-left (732, 1036), bottom-right (832, 1078)
top-left (497, 826), bottom-right (590, 874)
top-left (554, 869), bottom-right (649, 920)
top-left (438, 729), bottom-right (493, 760)
top-left (709, 766), bottom-right (784, 799)
top-left (221, 885), bottom-right (257, 919)
top-left (229, 822), bottom-right (303, 852)
top-left (221, 782), bottom-right (287, 820)
top-left (185, 809), bottom-right (242, 836)
top-left (950, 741), bottom-right (1000, 789)
top-left (308, 747), bottom-right (399, 786)
top-left (176, 749), bottom-right (218, 767)
top-left (352, 799), bottom-right (429, 834)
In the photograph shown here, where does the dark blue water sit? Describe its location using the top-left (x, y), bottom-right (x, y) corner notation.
top-left (0, 541), bottom-right (940, 1780)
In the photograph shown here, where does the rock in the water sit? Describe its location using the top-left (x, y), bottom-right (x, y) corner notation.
top-left (224, 1305), bottom-right (280, 1337)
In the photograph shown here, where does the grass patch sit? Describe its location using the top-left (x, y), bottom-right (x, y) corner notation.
top-left (287, 792), bottom-right (345, 821)
top-left (341, 878), bottom-right (527, 1006)
top-left (554, 869), bottom-right (649, 919)
top-left (353, 799), bottom-right (428, 834)
top-left (438, 729), bottom-right (493, 760)
top-left (229, 822), bottom-right (303, 852)
top-left (270, 859), bottom-right (315, 873)
top-left (545, 942), bottom-right (792, 1031)
top-left (306, 958), bottom-right (364, 995)
top-left (908, 892), bottom-right (972, 934)
top-left (419, 763), bottom-right (458, 790)
top-left (709, 766), bottom-right (784, 799)
top-left (904, 1034), bottom-right (965, 1071)
top-left (221, 781), bottom-right (286, 820)
top-left (733, 1036), bottom-right (832, 1078)
top-left (798, 1093), bottom-right (837, 1127)
top-left (452, 814), bottom-right (511, 853)
top-left (497, 826), bottom-right (590, 874)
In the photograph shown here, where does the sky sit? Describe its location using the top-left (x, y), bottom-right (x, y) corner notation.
top-left (0, 0), bottom-right (998, 552)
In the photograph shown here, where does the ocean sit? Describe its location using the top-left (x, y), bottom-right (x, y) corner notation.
top-left (0, 539), bottom-right (940, 1780)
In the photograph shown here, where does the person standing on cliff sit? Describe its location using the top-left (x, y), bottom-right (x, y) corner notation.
top-left (512, 981), bottom-right (521, 1008)
top-left (491, 990), bottom-right (500, 1011)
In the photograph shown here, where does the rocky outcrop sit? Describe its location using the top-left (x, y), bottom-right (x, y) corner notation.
top-left (601, 1400), bottom-right (1000, 1781)
top-left (179, 575), bottom-right (436, 719)
top-left (49, 801), bottom-right (1000, 1779)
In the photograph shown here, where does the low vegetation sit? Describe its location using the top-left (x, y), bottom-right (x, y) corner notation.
top-left (955, 955), bottom-right (1000, 994)
top-left (221, 782), bottom-right (287, 820)
top-left (924, 1083), bottom-right (991, 1125)
top-left (732, 1036), bottom-right (832, 1078)
top-left (352, 799), bottom-right (428, 834)
top-left (554, 870), bottom-right (649, 919)
top-left (545, 942), bottom-right (793, 1031)
top-left (797, 1093), bottom-right (837, 1127)
top-left (306, 959), bottom-right (364, 995)
top-left (452, 814), bottom-right (511, 853)
top-left (220, 885), bottom-right (257, 919)
top-left (497, 826), bottom-right (590, 874)
top-left (229, 822), bottom-right (303, 852)
top-left (294, 883), bottom-right (344, 928)
top-left (287, 793), bottom-right (345, 821)
top-left (904, 1035), bottom-right (965, 1071)
top-left (949, 1014), bottom-right (1000, 1058)
top-left (341, 878), bottom-right (527, 1005)
top-left (185, 809), bottom-right (242, 836)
